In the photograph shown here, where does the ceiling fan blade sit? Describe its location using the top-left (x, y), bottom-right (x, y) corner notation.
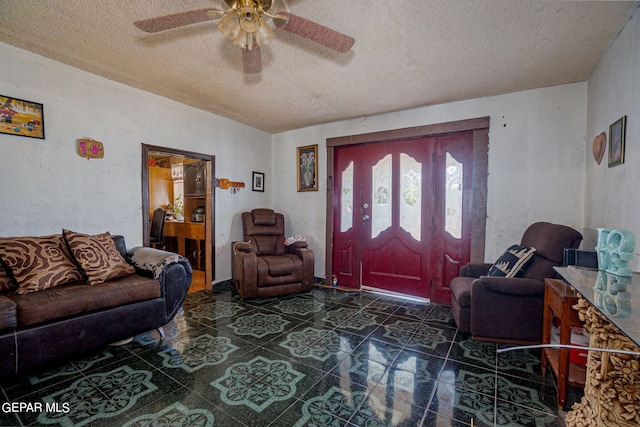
top-left (134, 8), bottom-right (218, 33)
top-left (273, 12), bottom-right (354, 53)
top-left (242, 47), bottom-right (262, 74)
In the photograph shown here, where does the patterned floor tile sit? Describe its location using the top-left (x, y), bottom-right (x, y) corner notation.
top-left (449, 335), bottom-right (498, 369)
top-left (424, 304), bottom-right (458, 327)
top-left (124, 401), bottom-right (215, 427)
top-left (308, 286), bottom-right (357, 304)
top-left (405, 326), bottom-right (456, 358)
top-left (269, 296), bottom-right (326, 320)
top-left (331, 352), bottom-right (389, 389)
top-left (269, 325), bottom-right (362, 371)
top-left (495, 344), bottom-right (548, 384)
top-left (298, 383), bottom-right (371, 424)
top-left (495, 373), bottom-right (557, 415)
top-left (367, 317), bottom-right (454, 359)
top-left (0, 287), bottom-right (568, 427)
top-left (350, 384), bottom-right (427, 426)
top-left (186, 300), bottom-right (249, 328)
top-left (226, 311), bottom-right (292, 339)
top-left (429, 376), bottom-right (496, 427)
top-left (374, 367), bottom-right (437, 409)
top-left (277, 326), bottom-right (343, 360)
top-left (274, 396), bottom-right (352, 427)
top-left (394, 301), bottom-right (435, 322)
top-left (17, 364), bottom-right (163, 426)
top-left (495, 399), bottom-right (558, 427)
top-left (341, 292), bottom-right (381, 309)
top-left (209, 355), bottom-right (320, 426)
top-left (362, 296), bottom-right (405, 315)
top-left (325, 305), bottom-right (388, 337)
top-left (438, 360), bottom-right (497, 397)
top-left (351, 337), bottom-right (404, 366)
top-left (156, 334), bottom-right (239, 374)
top-left (423, 409), bottom-right (486, 427)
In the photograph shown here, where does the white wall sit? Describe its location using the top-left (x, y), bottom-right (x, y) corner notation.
top-left (0, 39), bottom-right (597, 284)
top-left (0, 42), bottom-right (272, 282)
top-left (585, 7), bottom-right (640, 271)
top-left (273, 83), bottom-right (588, 277)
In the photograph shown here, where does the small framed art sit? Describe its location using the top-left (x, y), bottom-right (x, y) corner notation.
top-left (608, 116), bottom-right (626, 167)
top-left (0, 95), bottom-right (45, 139)
top-left (297, 144), bottom-right (318, 192)
top-left (252, 171), bottom-right (265, 192)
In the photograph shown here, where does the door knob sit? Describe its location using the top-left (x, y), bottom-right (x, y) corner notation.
top-left (362, 214), bottom-right (370, 221)
top-left (362, 203), bottom-right (370, 209)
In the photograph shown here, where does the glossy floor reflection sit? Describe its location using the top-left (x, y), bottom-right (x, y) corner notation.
top-left (1, 284), bottom-right (567, 426)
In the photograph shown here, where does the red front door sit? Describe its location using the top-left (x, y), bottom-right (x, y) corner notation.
top-left (332, 132), bottom-right (473, 303)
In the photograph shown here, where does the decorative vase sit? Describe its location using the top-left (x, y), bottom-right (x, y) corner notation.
top-left (303, 171), bottom-right (313, 187)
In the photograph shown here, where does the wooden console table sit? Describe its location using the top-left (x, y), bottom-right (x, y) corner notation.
top-left (555, 266), bottom-right (640, 426)
top-left (541, 278), bottom-right (586, 410)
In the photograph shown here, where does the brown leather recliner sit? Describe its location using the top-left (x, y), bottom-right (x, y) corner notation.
top-left (232, 209), bottom-right (314, 299)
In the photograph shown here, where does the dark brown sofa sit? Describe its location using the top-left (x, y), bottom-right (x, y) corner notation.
top-left (450, 222), bottom-right (582, 343)
top-left (232, 209), bottom-right (314, 299)
top-left (0, 234), bottom-right (191, 378)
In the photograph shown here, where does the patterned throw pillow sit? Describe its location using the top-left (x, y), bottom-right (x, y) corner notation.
top-left (0, 234), bottom-right (83, 294)
top-left (63, 229), bottom-right (135, 285)
top-left (487, 245), bottom-right (537, 278)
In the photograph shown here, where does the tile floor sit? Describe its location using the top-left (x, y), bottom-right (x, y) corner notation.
top-left (0, 284), bottom-right (573, 426)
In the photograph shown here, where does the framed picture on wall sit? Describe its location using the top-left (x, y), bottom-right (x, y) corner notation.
top-left (608, 116), bottom-right (626, 167)
top-left (297, 144), bottom-right (318, 192)
top-left (252, 171), bottom-right (265, 192)
top-left (0, 95), bottom-right (45, 139)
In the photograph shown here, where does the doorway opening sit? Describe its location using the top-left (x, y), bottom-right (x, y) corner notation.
top-left (141, 144), bottom-right (215, 293)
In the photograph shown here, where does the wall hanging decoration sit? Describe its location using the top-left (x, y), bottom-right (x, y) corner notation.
top-left (592, 131), bottom-right (606, 165)
top-left (216, 178), bottom-right (245, 194)
top-left (297, 144), bottom-right (318, 192)
top-left (608, 116), bottom-right (626, 167)
top-left (0, 95), bottom-right (44, 139)
top-left (77, 138), bottom-right (104, 159)
top-left (596, 228), bottom-right (635, 277)
top-left (252, 171), bottom-right (265, 192)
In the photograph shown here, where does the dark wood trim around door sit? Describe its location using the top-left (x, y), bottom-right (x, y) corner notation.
top-left (141, 144), bottom-right (216, 289)
top-left (325, 116), bottom-right (490, 285)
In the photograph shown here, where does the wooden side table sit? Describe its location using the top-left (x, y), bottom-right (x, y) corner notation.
top-left (541, 278), bottom-right (586, 410)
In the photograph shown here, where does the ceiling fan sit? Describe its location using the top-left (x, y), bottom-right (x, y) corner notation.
top-left (134, 0), bottom-right (355, 74)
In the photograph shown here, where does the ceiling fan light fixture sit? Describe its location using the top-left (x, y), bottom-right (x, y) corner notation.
top-left (218, 13), bottom-right (241, 40)
top-left (254, 18), bottom-right (274, 46)
top-left (238, 6), bottom-right (260, 33)
top-left (233, 30), bottom-right (254, 50)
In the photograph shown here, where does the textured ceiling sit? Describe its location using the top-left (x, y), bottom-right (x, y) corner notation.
top-left (0, 0), bottom-right (637, 133)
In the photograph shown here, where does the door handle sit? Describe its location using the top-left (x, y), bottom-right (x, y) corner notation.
top-left (362, 215), bottom-right (370, 221)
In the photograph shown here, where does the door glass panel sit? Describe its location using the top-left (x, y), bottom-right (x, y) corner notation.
top-left (371, 154), bottom-right (392, 238)
top-left (400, 153), bottom-right (422, 241)
top-left (340, 161), bottom-right (354, 232)
top-left (445, 152), bottom-right (463, 239)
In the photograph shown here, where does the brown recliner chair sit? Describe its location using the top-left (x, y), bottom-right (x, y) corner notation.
top-left (450, 222), bottom-right (583, 344)
top-left (232, 209), bottom-right (314, 299)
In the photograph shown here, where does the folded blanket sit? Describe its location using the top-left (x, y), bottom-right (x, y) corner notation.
top-left (129, 247), bottom-right (188, 281)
